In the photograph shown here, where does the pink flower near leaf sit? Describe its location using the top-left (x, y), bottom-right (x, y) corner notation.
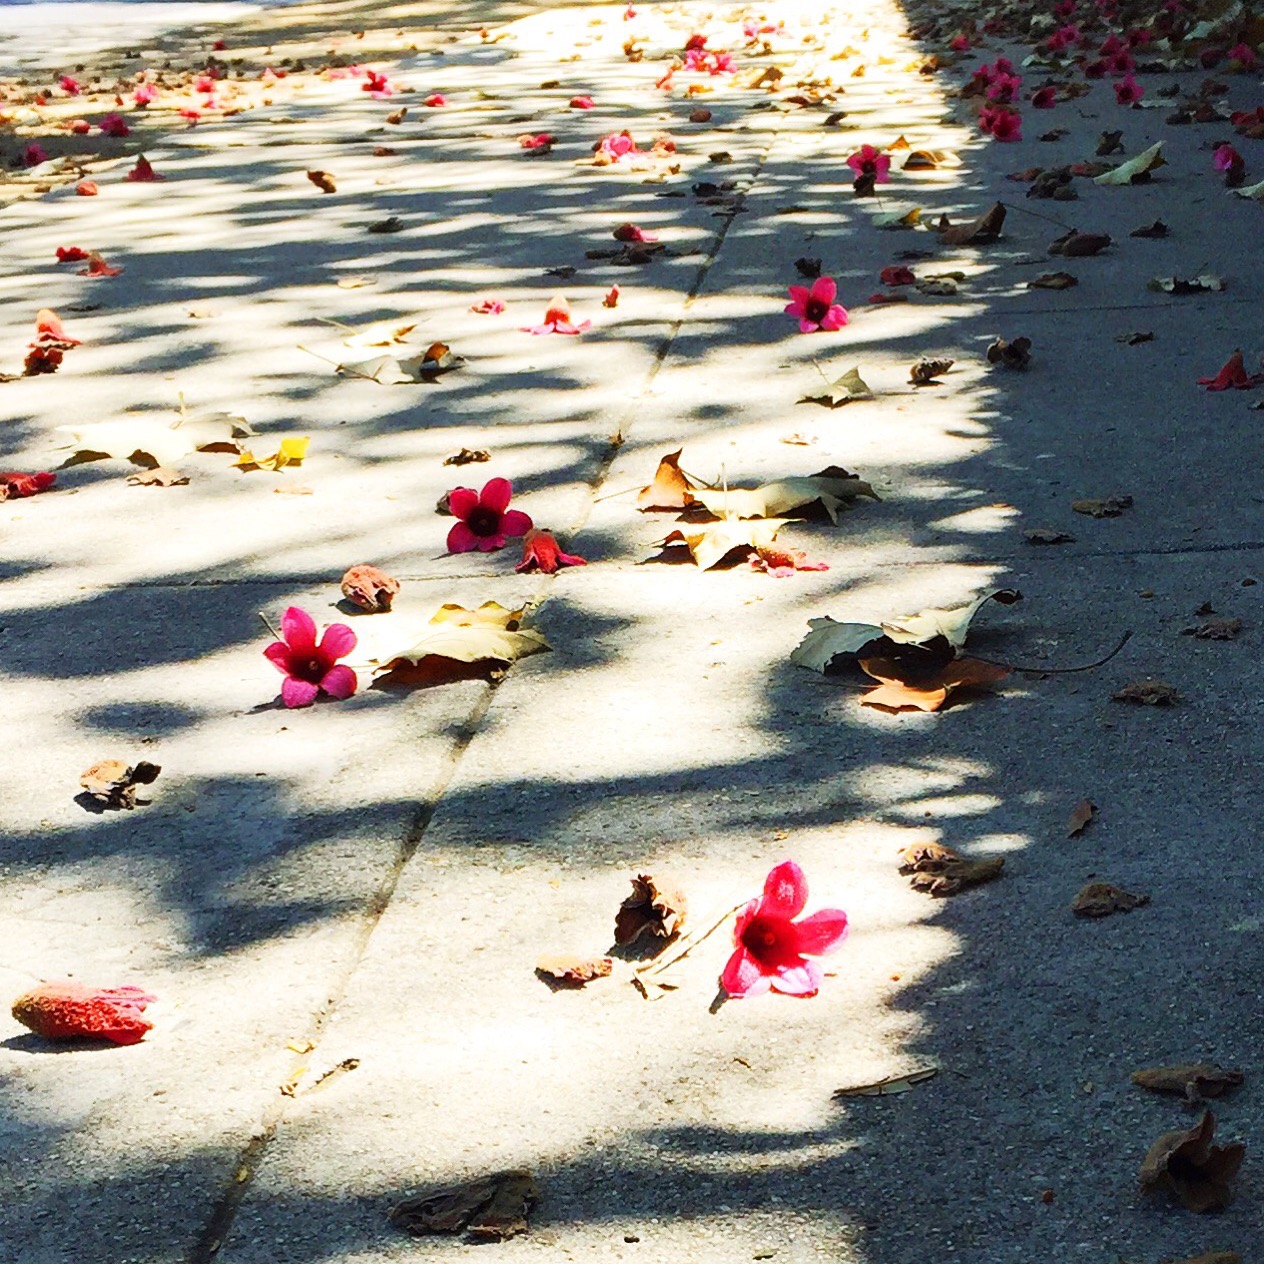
top-left (59, 75), bottom-right (82, 95)
top-left (263, 607), bottom-right (358, 708)
top-left (1031, 85), bottom-right (1057, 108)
top-left (613, 223), bottom-right (658, 242)
top-left (1099, 32), bottom-right (1125, 54)
top-left (1105, 49), bottom-right (1134, 74)
top-left (784, 276), bottom-right (848, 333)
top-left (880, 265), bottom-right (916, 286)
top-left (21, 142), bottom-right (48, 167)
top-left (603, 284), bottom-right (620, 308)
top-left (522, 295), bottom-right (591, 335)
top-left (519, 132), bottom-right (556, 152)
top-left (845, 144), bottom-right (891, 182)
top-left (1213, 142), bottom-right (1243, 171)
top-left (56, 246), bottom-right (90, 263)
top-left (363, 70), bottom-right (393, 97)
top-left (78, 252), bottom-right (123, 278)
top-left (446, 477), bottom-right (532, 553)
top-left (988, 108), bottom-right (1023, 141)
top-left (950, 33), bottom-right (971, 51)
top-left (194, 75), bottom-right (217, 93)
top-left (1197, 350), bottom-right (1262, 391)
top-left (1227, 42), bottom-right (1258, 67)
top-left (99, 112), bottom-right (130, 137)
top-left (748, 546), bottom-right (829, 578)
top-left (125, 154), bottom-right (164, 181)
top-left (720, 860), bottom-right (848, 999)
top-left (570, 95), bottom-right (595, 108)
top-left (133, 82), bottom-right (158, 105)
top-left (1114, 74), bottom-right (1143, 104)
top-left (986, 73), bottom-right (1022, 102)
top-left (597, 130), bottom-right (638, 161)
top-left (423, 93), bottom-right (447, 107)
top-left (515, 529), bottom-right (587, 573)
top-left (470, 297), bottom-right (506, 314)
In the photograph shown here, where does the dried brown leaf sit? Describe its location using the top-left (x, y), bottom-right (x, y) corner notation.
top-left (1072, 494), bottom-right (1132, 518)
top-left (1072, 882), bottom-right (1150, 917)
top-left (390, 1170), bottom-right (538, 1241)
top-left (340, 564), bottom-right (400, 612)
top-left (126, 467), bottom-right (188, 486)
top-left (443, 448), bottom-right (491, 466)
top-left (638, 449), bottom-right (697, 510)
top-left (1049, 229), bottom-right (1112, 257)
top-left (614, 874), bottom-right (687, 946)
top-left (936, 202), bottom-right (1005, 245)
top-left (1132, 1064), bottom-right (1244, 1104)
top-left (986, 336), bottom-right (1032, 370)
top-left (306, 169), bottom-right (337, 193)
top-left (1067, 799), bottom-right (1097, 837)
top-left (898, 842), bottom-right (1005, 896)
top-left (833, 1067), bottom-right (938, 1097)
top-left (1113, 679), bottom-right (1180, 706)
top-left (1139, 1110), bottom-right (1244, 1213)
top-left (1028, 271), bottom-right (1078, 290)
top-left (910, 358), bottom-right (954, 385)
top-left (1025, 527), bottom-right (1076, 545)
top-left (78, 759), bottom-right (161, 810)
top-left (1182, 617), bottom-right (1241, 640)
top-left (859, 656), bottom-right (1009, 713)
top-left (535, 955), bottom-right (613, 985)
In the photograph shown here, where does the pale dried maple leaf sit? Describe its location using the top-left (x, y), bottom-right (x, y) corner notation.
top-left (859, 656), bottom-right (1010, 713)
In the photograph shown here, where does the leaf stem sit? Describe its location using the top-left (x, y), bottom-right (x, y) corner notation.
top-left (636, 900), bottom-right (744, 977)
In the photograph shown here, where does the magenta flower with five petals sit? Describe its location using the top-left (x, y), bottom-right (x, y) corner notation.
top-left (264, 607), bottom-right (358, 708)
top-left (784, 276), bottom-right (848, 333)
top-left (446, 477), bottom-right (533, 553)
top-left (845, 143), bottom-right (891, 183)
top-left (721, 860), bottom-right (849, 998)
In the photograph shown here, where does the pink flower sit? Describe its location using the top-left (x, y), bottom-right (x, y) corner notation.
top-left (194, 74), bottom-right (217, 93)
top-left (522, 295), bottom-right (590, 335)
top-left (363, 70), bottom-right (393, 97)
top-left (993, 56), bottom-right (1015, 74)
top-left (986, 73), bottom-right (1022, 102)
top-left (570, 95), bottom-right (595, 108)
top-left (949, 33), bottom-right (971, 51)
top-left (1083, 58), bottom-right (1108, 78)
top-left (720, 860), bottom-right (849, 998)
top-left (1031, 85), bottom-right (1057, 107)
top-left (1055, 0), bottom-right (1077, 15)
top-left (56, 246), bottom-right (90, 263)
top-left (21, 143), bottom-right (49, 167)
top-left (613, 222), bottom-right (658, 242)
top-left (596, 130), bottom-right (638, 161)
top-left (78, 252), bottom-right (123, 278)
top-left (446, 477), bottom-right (533, 552)
top-left (845, 143), bottom-right (891, 182)
top-left (748, 546), bottom-right (829, 577)
top-left (470, 297), bottom-right (506, 314)
top-left (684, 33), bottom-right (707, 51)
top-left (985, 107), bottom-right (1023, 141)
top-left (67, 118), bottom-right (91, 134)
top-left (179, 108), bottom-right (202, 124)
top-left (59, 74), bottom-right (82, 95)
top-left (1227, 42), bottom-right (1258, 68)
top-left (1114, 73), bottom-right (1143, 104)
top-left (784, 276), bottom-right (848, 333)
top-left (1213, 142), bottom-right (1243, 171)
top-left (519, 132), bottom-right (556, 151)
top-left (263, 607), bottom-right (358, 708)
top-left (11, 981), bottom-right (156, 1044)
top-left (423, 93), bottom-right (447, 107)
top-left (75, 180), bottom-right (99, 196)
top-left (133, 82), bottom-right (158, 106)
top-left (880, 265), bottom-right (916, 285)
top-left (1105, 49), bottom-right (1134, 74)
top-left (1099, 32), bottom-right (1125, 54)
top-left (515, 528), bottom-right (586, 573)
top-left (99, 112), bottom-right (130, 137)
top-left (603, 284), bottom-right (620, 308)
top-left (125, 154), bottom-right (164, 182)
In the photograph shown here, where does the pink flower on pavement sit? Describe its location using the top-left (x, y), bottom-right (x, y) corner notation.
top-left (845, 143), bottom-right (891, 183)
top-left (748, 546), bottom-right (829, 578)
top-left (986, 73), bottom-right (1022, 103)
top-left (720, 859), bottom-right (849, 998)
top-left (125, 154), bottom-right (164, 181)
top-left (59, 74), bottom-right (82, 95)
top-left (1105, 49), bottom-right (1134, 74)
top-left (1114, 74), bottom-right (1143, 104)
top-left (1213, 143), bottom-right (1243, 171)
top-left (56, 246), bottom-right (90, 263)
top-left (67, 118), bottom-right (91, 134)
top-left (1031, 85), bottom-right (1057, 108)
top-left (363, 70), bottom-right (393, 97)
top-left (1227, 42), bottom-right (1258, 68)
top-left (21, 142), bottom-right (48, 167)
top-left (949, 33), bottom-right (971, 51)
top-left (784, 276), bottom-right (848, 333)
top-left (569, 95), bottom-right (595, 108)
top-left (263, 607), bottom-right (358, 708)
top-left (446, 477), bottom-right (532, 552)
top-left (194, 75), bottom-right (217, 93)
top-left (522, 295), bottom-right (591, 335)
top-left (423, 93), bottom-right (447, 107)
top-left (519, 132), bottom-right (556, 152)
top-left (75, 180), bottom-right (99, 196)
top-left (79, 252), bottom-right (123, 278)
top-left (982, 107), bottom-right (1022, 141)
top-left (470, 297), bottom-right (506, 314)
top-left (133, 82), bottom-right (158, 106)
top-left (613, 223), bottom-right (658, 242)
top-left (99, 112), bottom-right (130, 137)
top-left (596, 130), bottom-right (638, 161)
top-left (516, 528), bottom-right (587, 573)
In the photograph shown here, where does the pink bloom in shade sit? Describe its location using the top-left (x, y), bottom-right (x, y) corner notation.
top-left (522, 295), bottom-right (591, 335)
top-left (1213, 142), bottom-right (1243, 171)
top-left (56, 246), bottom-right (90, 263)
top-left (78, 252), bottom-right (123, 278)
top-left (1114, 73), bottom-right (1143, 104)
top-left (720, 860), bottom-right (849, 999)
top-left (845, 144), bottom-right (891, 183)
top-left (59, 74), bottom-right (82, 95)
top-left (519, 132), bottom-right (556, 151)
top-left (446, 478), bottom-right (532, 553)
top-left (993, 56), bottom-right (1015, 75)
top-left (784, 275), bottom-right (848, 333)
top-left (363, 70), bottom-right (393, 96)
top-left (949, 33), bottom-right (971, 51)
top-left (133, 82), bottom-right (158, 105)
top-left (515, 528), bottom-right (587, 573)
top-left (1127, 27), bottom-right (1152, 46)
top-left (1105, 49), bottom-right (1134, 74)
top-left (569, 95), bottom-right (595, 108)
top-left (1227, 42), bottom-right (1258, 67)
top-left (986, 73), bottom-right (1022, 102)
top-left (21, 142), bottom-right (48, 167)
top-left (1055, 0), bottom-right (1077, 16)
top-left (1031, 85), bottom-right (1057, 107)
top-left (125, 154), bottom-right (164, 181)
top-left (748, 546), bottom-right (829, 577)
top-left (99, 112), bottom-right (130, 137)
top-left (67, 118), bottom-right (91, 134)
top-left (263, 607), bottom-right (358, 708)
top-left (1099, 32), bottom-right (1125, 54)
top-left (1083, 59), bottom-right (1107, 78)
top-left (423, 93), bottom-right (447, 107)
top-left (470, 297), bottom-right (506, 314)
top-left (613, 222), bottom-right (658, 242)
top-left (989, 109), bottom-right (1023, 141)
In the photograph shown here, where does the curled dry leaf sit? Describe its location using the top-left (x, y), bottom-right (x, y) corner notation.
top-left (1139, 1110), bottom-right (1244, 1213)
top-left (443, 448), bottom-right (490, 466)
top-left (56, 414), bottom-right (249, 469)
top-left (638, 448), bottom-right (697, 510)
top-left (1072, 882), bottom-right (1150, 917)
top-left (1148, 274), bottom-right (1223, 295)
top-left (340, 564), bottom-right (400, 612)
top-left (898, 842), bottom-right (1004, 895)
top-left (655, 517), bottom-right (790, 571)
top-left (1072, 494), bottom-right (1132, 518)
top-left (1130, 219), bottom-right (1169, 238)
top-left (1049, 230), bottom-right (1112, 257)
top-left (883, 588), bottom-right (1022, 648)
top-left (1132, 1064), bottom-right (1244, 1104)
top-left (1116, 331), bottom-right (1154, 345)
top-left (1028, 271), bottom-right (1077, 290)
top-left (987, 336), bottom-right (1032, 369)
top-left (798, 366), bottom-right (875, 408)
top-left (1025, 527), bottom-right (1076, 545)
top-left (614, 873), bottom-right (687, 946)
top-left (902, 149), bottom-right (961, 170)
top-left (859, 656), bottom-right (1010, 712)
top-left (910, 358), bottom-right (953, 385)
top-left (936, 201), bottom-right (1005, 245)
top-left (535, 955), bottom-right (613, 985)
top-left (1183, 617), bottom-right (1241, 640)
top-left (79, 759), bottom-right (161, 810)
top-left (1093, 141), bottom-right (1165, 184)
top-left (390, 1170), bottom-right (538, 1241)
top-left (690, 471), bottom-right (880, 523)
top-left (833, 1067), bottom-right (938, 1097)
top-left (1113, 679), bottom-right (1180, 706)
top-left (1066, 799), bottom-right (1097, 837)
top-left (375, 602), bottom-right (550, 676)
top-left (126, 467), bottom-right (188, 486)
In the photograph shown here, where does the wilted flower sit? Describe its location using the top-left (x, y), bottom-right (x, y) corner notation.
top-left (470, 297), bottom-right (506, 314)
top-left (263, 607), bottom-right (358, 708)
top-left (748, 546), bottom-right (829, 577)
top-left (1114, 73), bottom-right (1143, 104)
top-left (125, 154), bottom-right (164, 181)
top-left (522, 295), bottom-right (590, 335)
top-left (720, 860), bottom-right (849, 998)
top-left (516, 529), bottom-right (587, 574)
top-left (11, 982), bottom-right (156, 1045)
top-left (423, 93), bottom-right (447, 107)
top-left (99, 112), bottom-right (130, 137)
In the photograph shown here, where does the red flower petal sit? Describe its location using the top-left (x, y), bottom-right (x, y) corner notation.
top-left (281, 676), bottom-right (320, 708)
top-left (447, 487), bottom-right (480, 520)
top-left (480, 476), bottom-right (513, 514)
top-left (761, 859), bottom-right (809, 919)
top-left (281, 606), bottom-right (318, 654)
top-left (319, 664), bottom-right (358, 699)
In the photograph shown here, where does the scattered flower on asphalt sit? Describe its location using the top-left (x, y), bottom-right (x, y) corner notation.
top-left (446, 477), bottom-right (533, 552)
top-left (1114, 74), bottom-right (1143, 105)
top-left (423, 93), bottom-right (447, 107)
top-left (125, 155), bottom-right (164, 181)
top-left (1214, 143), bottom-right (1243, 171)
top-left (33, 309), bottom-right (79, 347)
top-left (614, 223), bottom-right (658, 242)
top-left (522, 295), bottom-right (590, 335)
top-left (59, 74), bottom-right (82, 94)
top-left (79, 252), bottom-right (123, 278)
top-left (596, 130), bottom-right (638, 162)
top-left (0, 471), bottom-right (56, 498)
top-left (56, 246), bottom-right (90, 263)
top-left (363, 70), bottom-right (393, 96)
top-left (99, 112), bottom-right (130, 137)
top-left (603, 284), bottom-right (620, 308)
top-left (748, 546), bottom-right (829, 577)
top-left (470, 297), bottom-right (506, 314)
top-left (720, 860), bottom-right (849, 998)
top-left (263, 606), bottom-right (358, 708)
top-left (133, 82), bottom-right (158, 105)
top-left (1031, 85), bottom-right (1056, 108)
top-left (846, 144), bottom-right (891, 183)
top-left (880, 265), bottom-right (916, 286)
top-left (67, 118), bottom-right (91, 134)
top-left (75, 180), bottom-right (99, 196)
top-left (11, 982), bottom-right (157, 1045)
top-left (1198, 350), bottom-right (1263, 391)
top-left (519, 132), bottom-right (556, 152)
top-left (21, 142), bottom-right (48, 167)
top-left (569, 95), bottom-right (594, 108)
top-left (784, 276), bottom-right (848, 333)
top-left (516, 529), bottom-right (587, 574)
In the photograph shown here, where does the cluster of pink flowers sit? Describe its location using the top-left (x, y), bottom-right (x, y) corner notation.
top-left (683, 47), bottom-right (735, 74)
top-left (970, 59), bottom-right (1023, 140)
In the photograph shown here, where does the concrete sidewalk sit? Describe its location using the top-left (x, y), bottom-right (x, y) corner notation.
top-left (1, 1), bottom-right (1261, 1261)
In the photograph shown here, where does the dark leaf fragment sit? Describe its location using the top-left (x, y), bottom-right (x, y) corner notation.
top-left (1139, 1110), bottom-right (1244, 1213)
top-left (987, 336), bottom-right (1031, 370)
top-left (390, 1170), bottom-right (538, 1241)
top-left (1072, 882), bottom-right (1150, 917)
top-left (898, 843), bottom-right (1004, 896)
top-left (614, 873), bottom-right (687, 946)
top-left (910, 358), bottom-right (954, 385)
